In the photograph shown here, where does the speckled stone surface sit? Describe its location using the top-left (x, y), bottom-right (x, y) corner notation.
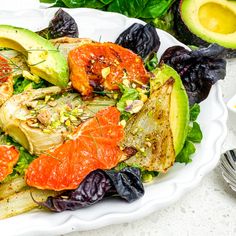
top-left (65, 60), bottom-right (236, 236)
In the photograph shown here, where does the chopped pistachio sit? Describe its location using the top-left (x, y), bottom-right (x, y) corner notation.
top-left (123, 78), bottom-right (130, 87)
top-left (42, 129), bottom-right (52, 134)
top-left (65, 119), bottom-right (71, 126)
top-left (113, 93), bottom-right (118, 100)
top-left (69, 115), bottom-right (77, 122)
top-left (125, 100), bottom-right (144, 114)
top-left (142, 173), bottom-right (153, 183)
top-left (51, 120), bottom-right (61, 129)
top-left (119, 119), bottom-right (126, 127)
top-left (140, 147), bottom-right (145, 153)
top-left (145, 142), bottom-right (152, 147)
top-left (26, 119), bottom-right (39, 128)
top-left (37, 110), bottom-right (51, 126)
top-left (101, 67), bottom-right (110, 79)
top-left (44, 95), bottom-right (51, 103)
top-left (139, 93), bottom-right (148, 103)
top-left (48, 101), bottom-right (57, 107)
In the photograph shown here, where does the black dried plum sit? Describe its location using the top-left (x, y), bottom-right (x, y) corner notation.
top-left (38, 9), bottom-right (78, 39)
top-left (160, 44), bottom-right (226, 104)
top-left (36, 167), bottom-right (144, 212)
top-left (115, 23), bottom-right (160, 59)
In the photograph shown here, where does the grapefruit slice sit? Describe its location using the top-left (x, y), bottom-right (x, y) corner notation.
top-left (0, 55), bottom-right (13, 105)
top-left (68, 42), bottom-right (149, 96)
top-left (0, 145), bottom-right (19, 182)
top-left (25, 107), bottom-right (124, 191)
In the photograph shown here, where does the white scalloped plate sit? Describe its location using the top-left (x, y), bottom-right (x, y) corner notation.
top-left (0, 8), bottom-right (227, 236)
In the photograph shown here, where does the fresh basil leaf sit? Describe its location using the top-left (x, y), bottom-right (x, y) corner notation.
top-left (141, 0), bottom-right (175, 18)
top-left (62, 0), bottom-right (85, 7)
top-left (190, 103), bottom-right (200, 121)
top-left (100, 0), bottom-right (113, 4)
top-left (40, 0), bottom-right (56, 3)
top-left (187, 122), bottom-right (203, 143)
top-left (175, 140), bottom-right (196, 164)
top-left (108, 0), bottom-right (149, 18)
top-left (52, 0), bottom-right (67, 7)
top-left (83, 0), bottom-right (105, 8)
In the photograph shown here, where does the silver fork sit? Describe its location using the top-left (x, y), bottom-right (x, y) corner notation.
top-left (220, 149), bottom-right (236, 191)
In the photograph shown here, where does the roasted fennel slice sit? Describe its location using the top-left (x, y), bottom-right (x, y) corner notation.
top-left (121, 79), bottom-right (175, 173)
top-left (51, 37), bottom-right (93, 59)
top-left (0, 86), bottom-right (115, 155)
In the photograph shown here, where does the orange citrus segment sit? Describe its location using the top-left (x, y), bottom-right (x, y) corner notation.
top-left (0, 146), bottom-right (19, 182)
top-left (25, 107), bottom-right (124, 191)
top-left (68, 42), bottom-right (149, 96)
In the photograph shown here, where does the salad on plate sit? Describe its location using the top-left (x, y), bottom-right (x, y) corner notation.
top-left (0, 9), bottom-right (226, 218)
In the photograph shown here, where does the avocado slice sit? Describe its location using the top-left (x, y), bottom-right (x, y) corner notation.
top-left (0, 25), bottom-right (69, 87)
top-left (174, 0), bottom-right (236, 58)
top-left (151, 64), bottom-right (189, 155)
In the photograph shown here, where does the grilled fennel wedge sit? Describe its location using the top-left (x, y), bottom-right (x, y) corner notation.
top-left (121, 79), bottom-right (175, 173)
top-left (0, 86), bottom-right (115, 155)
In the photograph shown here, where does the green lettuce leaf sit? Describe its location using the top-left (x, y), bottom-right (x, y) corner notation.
top-left (175, 140), bottom-right (196, 164)
top-left (145, 53), bottom-right (158, 71)
top-left (190, 103), bottom-right (200, 121)
top-left (187, 121), bottom-right (203, 143)
top-left (13, 77), bottom-right (48, 94)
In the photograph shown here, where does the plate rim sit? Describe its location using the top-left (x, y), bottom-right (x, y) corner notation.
top-left (0, 7), bottom-right (228, 236)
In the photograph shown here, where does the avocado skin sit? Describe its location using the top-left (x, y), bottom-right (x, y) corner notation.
top-left (173, 1), bottom-right (236, 59)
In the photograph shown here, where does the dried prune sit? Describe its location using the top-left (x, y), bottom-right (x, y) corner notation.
top-left (36, 167), bottom-right (144, 212)
top-left (115, 23), bottom-right (160, 59)
top-left (38, 9), bottom-right (78, 39)
top-left (160, 44), bottom-right (226, 104)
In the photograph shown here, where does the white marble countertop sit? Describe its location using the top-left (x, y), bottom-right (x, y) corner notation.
top-left (64, 61), bottom-right (236, 236)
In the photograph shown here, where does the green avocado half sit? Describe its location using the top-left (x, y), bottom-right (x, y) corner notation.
top-left (175, 0), bottom-right (236, 58)
top-left (0, 25), bottom-right (69, 87)
top-left (151, 64), bottom-right (189, 155)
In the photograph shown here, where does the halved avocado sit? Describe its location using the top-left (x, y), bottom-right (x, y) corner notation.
top-left (0, 25), bottom-right (69, 87)
top-left (151, 64), bottom-right (189, 155)
top-left (174, 0), bottom-right (236, 58)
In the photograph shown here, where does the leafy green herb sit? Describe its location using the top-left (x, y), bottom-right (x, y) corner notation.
top-left (116, 84), bottom-right (140, 120)
top-left (40, 0), bottom-right (177, 32)
top-left (108, 0), bottom-right (148, 18)
top-left (141, 170), bottom-right (159, 182)
top-left (145, 53), bottom-right (158, 71)
top-left (175, 140), bottom-right (196, 164)
top-left (190, 103), bottom-right (200, 121)
top-left (146, 9), bottom-right (175, 34)
top-left (141, 0), bottom-right (175, 18)
top-left (14, 147), bottom-right (36, 176)
top-left (13, 77), bottom-right (49, 94)
top-left (187, 122), bottom-right (202, 143)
